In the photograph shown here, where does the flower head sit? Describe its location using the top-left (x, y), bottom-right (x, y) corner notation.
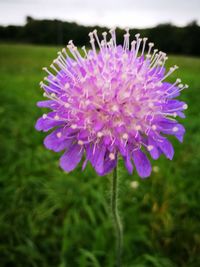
top-left (36, 28), bottom-right (188, 177)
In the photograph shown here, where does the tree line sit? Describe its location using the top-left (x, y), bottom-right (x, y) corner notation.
top-left (0, 17), bottom-right (200, 56)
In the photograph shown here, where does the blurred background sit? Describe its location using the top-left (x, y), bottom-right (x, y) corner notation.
top-left (0, 0), bottom-right (200, 266)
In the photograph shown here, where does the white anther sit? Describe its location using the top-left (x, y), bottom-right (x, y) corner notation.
top-left (172, 126), bottom-right (179, 132)
top-left (178, 84), bottom-right (183, 88)
top-left (109, 153), bottom-right (115, 160)
top-left (64, 83), bottom-right (70, 89)
top-left (51, 93), bottom-right (56, 97)
top-left (148, 102), bottom-right (154, 108)
top-left (112, 105), bottom-right (119, 112)
top-left (176, 78), bottom-right (181, 83)
top-left (152, 125), bottom-right (157, 130)
top-left (71, 124), bottom-right (77, 129)
top-left (135, 125), bottom-right (141, 131)
top-left (122, 133), bottom-right (128, 140)
top-left (147, 145), bottom-right (154, 151)
top-left (42, 114), bottom-right (47, 119)
top-left (54, 115), bottom-right (59, 120)
top-left (148, 42), bottom-right (154, 47)
top-left (56, 132), bottom-right (62, 138)
top-left (131, 40), bottom-right (136, 46)
top-left (97, 131), bottom-right (103, 138)
top-left (78, 140), bottom-right (84, 145)
top-left (64, 103), bottom-right (70, 108)
top-left (43, 92), bottom-right (47, 97)
top-left (173, 112), bottom-right (177, 117)
top-left (183, 104), bottom-right (188, 110)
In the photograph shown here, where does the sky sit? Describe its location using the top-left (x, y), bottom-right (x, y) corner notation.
top-left (0, 0), bottom-right (200, 28)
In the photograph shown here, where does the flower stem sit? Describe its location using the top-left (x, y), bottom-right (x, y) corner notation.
top-left (111, 165), bottom-right (123, 267)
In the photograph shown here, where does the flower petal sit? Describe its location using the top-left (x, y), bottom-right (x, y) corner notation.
top-left (44, 129), bottom-right (74, 152)
top-left (37, 100), bottom-right (57, 108)
top-left (123, 149), bottom-right (133, 174)
top-left (157, 138), bottom-right (174, 160)
top-left (98, 152), bottom-right (117, 176)
top-left (148, 137), bottom-right (162, 160)
top-left (35, 117), bottom-right (62, 132)
top-left (86, 144), bottom-right (106, 174)
top-left (132, 149), bottom-right (151, 178)
top-left (60, 144), bottom-right (83, 172)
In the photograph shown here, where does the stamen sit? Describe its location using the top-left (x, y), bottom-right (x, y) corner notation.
top-left (93, 29), bottom-right (102, 50)
top-left (71, 124), bottom-right (77, 129)
top-left (122, 133), bottom-right (128, 140)
top-left (81, 46), bottom-right (88, 58)
top-left (141, 37), bottom-right (148, 56)
top-left (57, 132), bottom-right (62, 138)
top-left (147, 42), bottom-right (154, 57)
top-left (97, 131), bottom-right (103, 138)
top-left (134, 37), bottom-right (142, 59)
top-left (109, 27), bottom-right (117, 47)
top-left (160, 65), bottom-right (179, 82)
top-left (54, 115), bottom-right (60, 120)
top-left (135, 125), bottom-right (141, 131)
top-left (40, 82), bottom-right (58, 94)
top-left (172, 126), bottom-right (179, 132)
top-left (42, 67), bottom-right (58, 81)
top-left (147, 145), bottom-right (154, 151)
top-left (50, 63), bottom-right (65, 78)
top-left (109, 152), bottom-right (115, 160)
top-left (78, 140), bottom-right (84, 145)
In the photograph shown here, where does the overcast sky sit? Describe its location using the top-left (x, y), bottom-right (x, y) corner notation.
top-left (0, 0), bottom-right (199, 28)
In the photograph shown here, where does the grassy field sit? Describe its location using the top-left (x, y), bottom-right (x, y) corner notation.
top-left (0, 43), bottom-right (200, 267)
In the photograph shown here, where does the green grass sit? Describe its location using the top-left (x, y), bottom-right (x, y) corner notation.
top-left (0, 43), bottom-right (200, 267)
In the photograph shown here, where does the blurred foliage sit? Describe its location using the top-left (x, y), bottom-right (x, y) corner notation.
top-left (0, 17), bottom-right (200, 56)
top-left (0, 44), bottom-right (200, 266)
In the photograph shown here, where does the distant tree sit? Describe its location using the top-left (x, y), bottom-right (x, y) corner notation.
top-left (0, 17), bottom-right (200, 56)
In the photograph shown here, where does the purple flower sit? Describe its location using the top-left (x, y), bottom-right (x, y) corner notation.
top-left (35, 29), bottom-right (188, 178)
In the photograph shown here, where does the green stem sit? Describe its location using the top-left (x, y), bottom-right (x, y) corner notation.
top-left (111, 165), bottom-right (123, 267)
